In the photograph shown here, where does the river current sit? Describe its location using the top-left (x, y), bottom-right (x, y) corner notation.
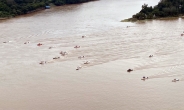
top-left (1, 0), bottom-right (184, 110)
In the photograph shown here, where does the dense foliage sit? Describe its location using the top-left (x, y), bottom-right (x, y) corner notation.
top-left (0, 0), bottom-right (93, 17)
top-left (133, 0), bottom-right (184, 20)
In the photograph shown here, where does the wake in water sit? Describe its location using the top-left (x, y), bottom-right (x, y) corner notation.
top-left (1, 20), bottom-right (184, 83)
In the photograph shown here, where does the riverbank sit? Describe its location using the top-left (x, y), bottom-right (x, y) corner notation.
top-left (122, 0), bottom-right (184, 23)
top-left (0, 18), bottom-right (10, 20)
top-left (0, 8), bottom-right (45, 21)
top-left (121, 15), bottom-right (184, 22)
top-left (0, 0), bottom-right (95, 20)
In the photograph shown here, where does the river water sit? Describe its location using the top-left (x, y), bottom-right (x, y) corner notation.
top-left (1, 0), bottom-right (184, 110)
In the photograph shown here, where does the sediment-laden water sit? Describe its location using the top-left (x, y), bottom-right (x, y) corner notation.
top-left (1, 0), bottom-right (184, 110)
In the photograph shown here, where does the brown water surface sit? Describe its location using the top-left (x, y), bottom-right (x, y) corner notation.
top-left (1, 0), bottom-right (184, 110)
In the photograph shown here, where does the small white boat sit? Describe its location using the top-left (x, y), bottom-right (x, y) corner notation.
top-left (49, 47), bottom-right (53, 49)
top-left (172, 79), bottom-right (179, 82)
top-left (76, 66), bottom-right (82, 70)
top-left (45, 6), bottom-right (50, 9)
top-left (74, 45), bottom-right (80, 48)
top-left (60, 51), bottom-right (68, 56)
top-left (39, 61), bottom-right (47, 65)
top-left (78, 56), bottom-right (85, 59)
top-left (84, 61), bottom-right (90, 64)
top-left (141, 76), bottom-right (148, 80)
top-left (24, 41), bottom-right (30, 44)
top-left (53, 57), bottom-right (60, 59)
top-left (3, 41), bottom-right (12, 43)
top-left (149, 55), bottom-right (153, 58)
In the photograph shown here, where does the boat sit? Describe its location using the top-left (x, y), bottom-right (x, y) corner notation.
top-left (127, 69), bottom-right (133, 72)
top-left (172, 79), bottom-right (179, 82)
top-left (45, 6), bottom-right (50, 9)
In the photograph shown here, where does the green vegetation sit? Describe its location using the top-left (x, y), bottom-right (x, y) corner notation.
top-left (0, 0), bottom-right (93, 18)
top-left (123, 0), bottom-right (184, 22)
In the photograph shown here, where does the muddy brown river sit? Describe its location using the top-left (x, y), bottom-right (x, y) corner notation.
top-left (1, 0), bottom-right (184, 110)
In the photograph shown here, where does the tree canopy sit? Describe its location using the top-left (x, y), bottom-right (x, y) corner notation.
top-left (0, 0), bottom-right (93, 17)
top-left (132, 0), bottom-right (184, 20)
